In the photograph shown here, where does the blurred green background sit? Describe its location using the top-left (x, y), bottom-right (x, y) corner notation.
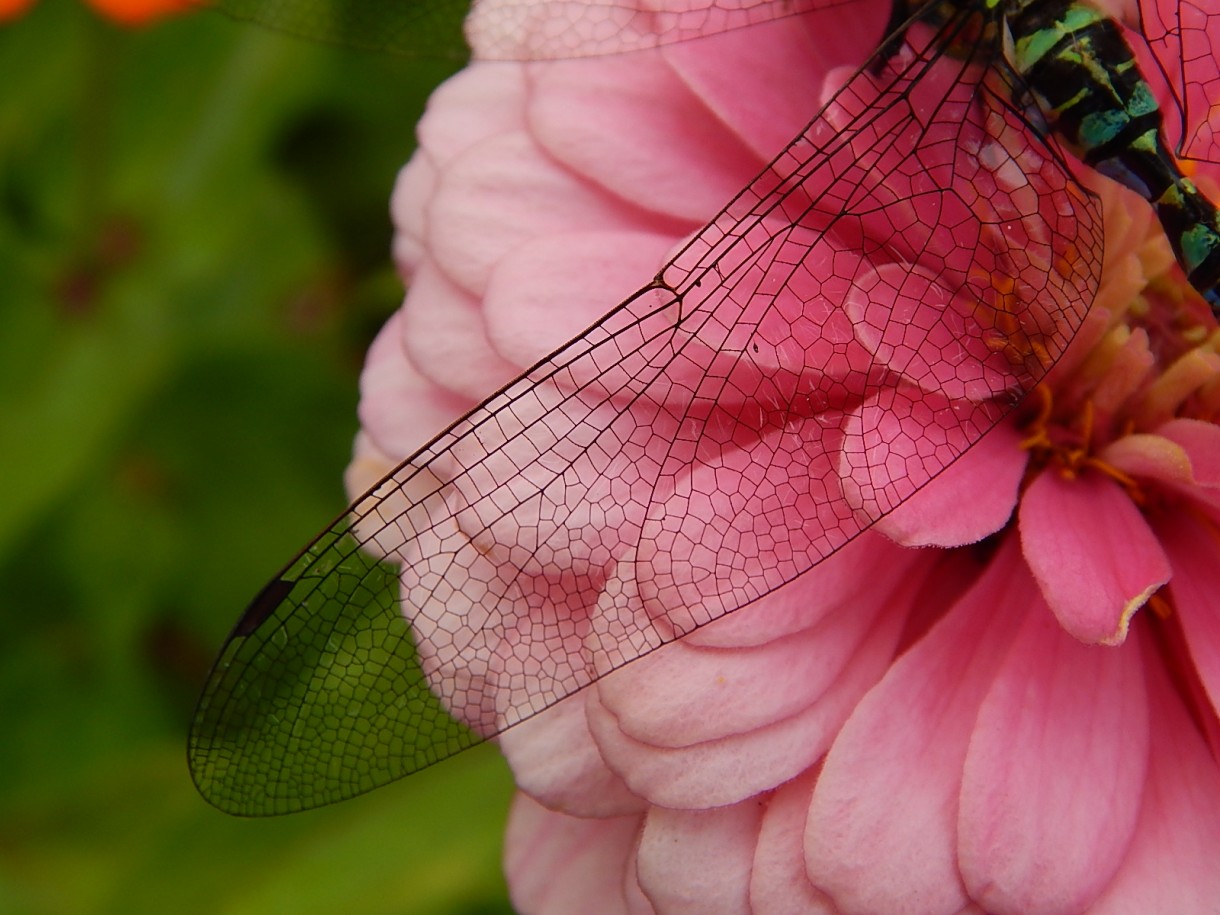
top-left (0, 1), bottom-right (515, 911)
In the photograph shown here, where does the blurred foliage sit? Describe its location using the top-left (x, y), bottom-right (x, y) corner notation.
top-left (0, 1), bottom-right (515, 912)
top-left (210, 0), bottom-right (472, 59)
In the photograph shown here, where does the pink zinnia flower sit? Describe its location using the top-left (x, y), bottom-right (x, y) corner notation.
top-left (348, 1), bottom-right (1220, 911)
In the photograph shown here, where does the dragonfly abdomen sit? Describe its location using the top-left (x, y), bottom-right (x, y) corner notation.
top-left (1007, 0), bottom-right (1220, 308)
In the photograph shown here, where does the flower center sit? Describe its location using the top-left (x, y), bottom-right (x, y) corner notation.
top-left (1014, 230), bottom-right (1220, 507)
top-left (1019, 388), bottom-right (1145, 500)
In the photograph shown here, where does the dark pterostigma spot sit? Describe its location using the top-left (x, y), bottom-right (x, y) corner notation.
top-left (234, 578), bottom-right (295, 637)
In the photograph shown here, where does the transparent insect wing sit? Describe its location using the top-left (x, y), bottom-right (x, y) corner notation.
top-left (202, 0), bottom-right (862, 59)
top-left (188, 4), bottom-right (1103, 815)
top-left (1136, 0), bottom-right (1220, 162)
top-left (462, 0), bottom-right (831, 59)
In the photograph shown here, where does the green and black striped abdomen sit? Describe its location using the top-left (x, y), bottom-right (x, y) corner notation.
top-left (1007, 0), bottom-right (1220, 308)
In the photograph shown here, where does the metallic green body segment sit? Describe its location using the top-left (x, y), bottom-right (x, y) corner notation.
top-left (1052, 87), bottom-right (1090, 117)
top-left (1057, 4), bottom-right (1102, 31)
top-left (1130, 129), bottom-right (1159, 156)
top-left (1012, 4), bottom-right (1103, 72)
top-left (1079, 109), bottom-right (1127, 148)
top-left (1128, 81), bottom-right (1158, 118)
top-left (1159, 183), bottom-right (1187, 207)
top-left (1182, 224), bottom-right (1220, 274)
top-left (1012, 23), bottom-right (1062, 70)
top-left (992, 0), bottom-right (1220, 306)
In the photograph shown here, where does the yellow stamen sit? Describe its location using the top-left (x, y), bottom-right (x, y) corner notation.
top-left (1019, 387), bottom-right (1145, 502)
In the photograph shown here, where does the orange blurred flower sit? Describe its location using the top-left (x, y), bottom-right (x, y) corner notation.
top-left (85, 0), bottom-right (192, 26)
top-left (1, 0), bottom-right (191, 24)
top-left (0, 0), bottom-right (36, 20)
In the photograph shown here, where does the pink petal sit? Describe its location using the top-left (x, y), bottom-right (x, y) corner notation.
top-left (587, 684), bottom-right (838, 810)
top-left (354, 309), bottom-right (478, 460)
top-left (751, 771), bottom-right (836, 913)
top-left (344, 432), bottom-right (395, 505)
top-left (804, 538), bottom-right (1034, 914)
top-left (1156, 513), bottom-right (1220, 721)
top-left (483, 229), bottom-right (677, 368)
top-left (1099, 432), bottom-right (1193, 489)
top-left (499, 696), bottom-right (644, 818)
top-left (505, 793), bottom-right (646, 915)
top-left (398, 262), bottom-right (521, 403)
top-left (679, 532), bottom-right (919, 649)
top-left (841, 386), bottom-right (1006, 523)
top-left (633, 409), bottom-right (861, 641)
top-left (586, 581), bottom-right (908, 808)
top-left (595, 564), bottom-right (906, 747)
top-left (1156, 417), bottom-right (1220, 509)
top-left (427, 131), bottom-right (645, 297)
top-left (636, 802), bottom-right (762, 913)
top-left (414, 64), bottom-right (529, 163)
top-left (1086, 325), bottom-right (1155, 423)
top-left (846, 262), bottom-right (1020, 401)
top-left (529, 53), bottom-right (757, 222)
top-left (1089, 639), bottom-right (1220, 912)
top-left (1019, 470), bottom-right (1170, 644)
top-left (390, 154), bottom-right (434, 271)
top-left (877, 422), bottom-right (1025, 547)
top-left (391, 64), bottom-right (529, 274)
top-left (663, 13), bottom-right (875, 163)
top-left (1040, 306), bottom-right (1112, 391)
top-left (958, 605), bottom-right (1150, 914)
top-left (1133, 348), bottom-right (1220, 430)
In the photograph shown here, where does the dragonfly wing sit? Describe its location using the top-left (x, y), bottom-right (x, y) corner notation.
top-left (1137, 0), bottom-right (1220, 163)
top-left (466, 0), bottom-right (841, 59)
top-left (199, 0), bottom-right (473, 58)
top-left (201, 0), bottom-right (867, 60)
top-left (189, 16), bottom-right (1100, 815)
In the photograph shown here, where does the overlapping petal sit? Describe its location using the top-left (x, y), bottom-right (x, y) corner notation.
top-left (1020, 470), bottom-right (1170, 644)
